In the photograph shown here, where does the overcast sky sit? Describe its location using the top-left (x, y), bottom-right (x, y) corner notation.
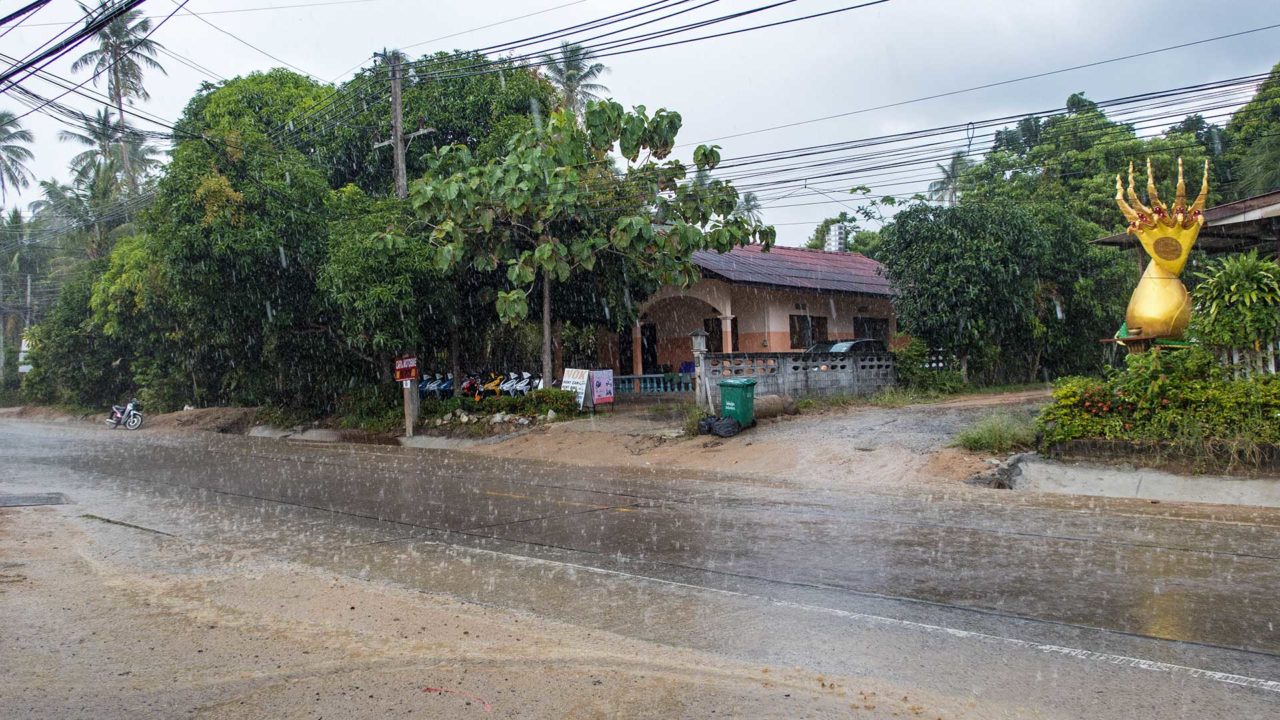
top-left (4, 0), bottom-right (1279, 245)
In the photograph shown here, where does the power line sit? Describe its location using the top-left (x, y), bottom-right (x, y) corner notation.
top-left (8, 1), bottom-right (187, 123)
top-left (164, 0), bottom-right (321, 82)
top-left (685, 20), bottom-right (1280, 146)
top-left (0, 0), bottom-right (144, 91)
top-left (0, 0), bottom-right (53, 38)
top-left (328, 0), bottom-right (593, 81)
top-left (16, 0), bottom-right (389, 28)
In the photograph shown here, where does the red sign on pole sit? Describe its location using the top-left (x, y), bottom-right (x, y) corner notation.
top-left (393, 356), bottom-right (419, 382)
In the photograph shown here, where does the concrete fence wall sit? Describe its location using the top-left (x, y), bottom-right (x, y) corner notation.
top-left (704, 352), bottom-right (895, 406)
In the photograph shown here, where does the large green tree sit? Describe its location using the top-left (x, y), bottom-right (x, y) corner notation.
top-left (315, 51), bottom-right (557, 194)
top-left (960, 94), bottom-right (1213, 231)
top-left (880, 200), bottom-right (1129, 383)
top-left (1223, 62), bottom-right (1280, 199)
top-left (130, 70), bottom-right (337, 408)
top-left (408, 101), bottom-right (775, 383)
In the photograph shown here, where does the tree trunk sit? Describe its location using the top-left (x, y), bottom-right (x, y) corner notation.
top-left (113, 67), bottom-right (134, 194)
top-left (541, 274), bottom-right (553, 388)
top-left (449, 324), bottom-right (462, 391)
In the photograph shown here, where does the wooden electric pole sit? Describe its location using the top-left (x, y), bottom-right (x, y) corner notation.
top-left (375, 50), bottom-right (417, 435)
top-left (388, 52), bottom-right (408, 200)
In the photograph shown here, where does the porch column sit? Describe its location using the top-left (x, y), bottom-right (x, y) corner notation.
top-left (631, 320), bottom-right (643, 392)
top-left (719, 315), bottom-right (734, 353)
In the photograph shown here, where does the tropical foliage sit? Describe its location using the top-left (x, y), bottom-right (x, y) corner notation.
top-left (1038, 348), bottom-right (1280, 467)
top-left (1189, 251), bottom-right (1280, 348)
top-left (879, 200), bottom-right (1130, 384)
top-left (540, 41), bottom-right (610, 116)
top-left (406, 101), bottom-right (774, 382)
top-left (0, 111), bottom-right (34, 200)
top-left (71, 1), bottom-right (166, 190)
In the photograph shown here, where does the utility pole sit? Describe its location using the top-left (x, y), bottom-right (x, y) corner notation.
top-left (390, 52), bottom-right (408, 199)
top-left (375, 50), bottom-right (417, 435)
top-left (1, 277), bottom-right (5, 387)
top-left (25, 274), bottom-right (31, 328)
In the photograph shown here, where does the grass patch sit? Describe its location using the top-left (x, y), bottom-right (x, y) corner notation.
top-left (256, 405), bottom-right (316, 428)
top-left (678, 403), bottom-right (705, 436)
top-left (968, 382), bottom-right (1052, 396)
top-left (793, 393), bottom-right (864, 413)
top-left (868, 387), bottom-right (943, 408)
top-left (952, 413), bottom-right (1036, 454)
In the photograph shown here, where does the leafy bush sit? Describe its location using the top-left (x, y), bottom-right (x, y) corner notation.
top-left (1190, 251), bottom-right (1280, 347)
top-left (953, 413), bottom-right (1036, 453)
top-left (333, 383), bottom-right (403, 433)
top-left (520, 388), bottom-right (579, 416)
top-left (1037, 347), bottom-right (1280, 451)
top-left (890, 337), bottom-right (967, 394)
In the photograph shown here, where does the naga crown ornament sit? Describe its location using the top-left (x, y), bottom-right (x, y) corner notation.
top-left (1114, 157), bottom-right (1209, 276)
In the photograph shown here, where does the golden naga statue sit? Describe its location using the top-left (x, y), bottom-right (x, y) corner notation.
top-left (1114, 158), bottom-right (1209, 339)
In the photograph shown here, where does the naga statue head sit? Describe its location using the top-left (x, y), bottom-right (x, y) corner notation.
top-left (1114, 158), bottom-right (1209, 276)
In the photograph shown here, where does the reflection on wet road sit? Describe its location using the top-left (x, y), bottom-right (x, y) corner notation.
top-left (5, 418), bottom-right (1280, 716)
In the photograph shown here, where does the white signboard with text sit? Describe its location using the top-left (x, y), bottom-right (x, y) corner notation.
top-left (562, 368), bottom-right (590, 409)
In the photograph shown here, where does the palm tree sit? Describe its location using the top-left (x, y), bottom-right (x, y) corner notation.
top-left (29, 161), bottom-right (120, 260)
top-left (59, 107), bottom-right (118, 179)
top-left (0, 110), bottom-right (35, 201)
top-left (928, 151), bottom-right (973, 206)
top-left (540, 41), bottom-right (609, 116)
top-left (71, 2), bottom-right (166, 190)
top-left (1238, 133), bottom-right (1280, 198)
top-left (734, 191), bottom-right (762, 223)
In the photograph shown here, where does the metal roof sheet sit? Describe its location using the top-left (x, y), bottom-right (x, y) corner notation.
top-left (691, 244), bottom-right (892, 296)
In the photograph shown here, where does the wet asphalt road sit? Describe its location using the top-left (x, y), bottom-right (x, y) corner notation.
top-left (4, 417), bottom-right (1280, 717)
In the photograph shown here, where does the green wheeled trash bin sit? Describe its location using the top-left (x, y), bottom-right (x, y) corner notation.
top-left (718, 378), bottom-right (757, 428)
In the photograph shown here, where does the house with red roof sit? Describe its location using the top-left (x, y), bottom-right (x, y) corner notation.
top-left (605, 244), bottom-right (896, 381)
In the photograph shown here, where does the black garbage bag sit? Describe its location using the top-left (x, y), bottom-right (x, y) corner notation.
top-left (710, 416), bottom-right (742, 438)
top-left (697, 415), bottom-right (718, 435)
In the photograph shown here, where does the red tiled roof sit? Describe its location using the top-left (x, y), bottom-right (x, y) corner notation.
top-left (691, 244), bottom-right (891, 296)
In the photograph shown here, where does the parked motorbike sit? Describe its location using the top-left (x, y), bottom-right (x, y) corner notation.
top-left (476, 372), bottom-right (504, 400)
top-left (106, 398), bottom-right (144, 430)
top-left (433, 373), bottom-right (454, 399)
top-left (499, 372), bottom-right (521, 395)
top-left (459, 373), bottom-right (482, 399)
top-left (513, 371), bottom-right (534, 396)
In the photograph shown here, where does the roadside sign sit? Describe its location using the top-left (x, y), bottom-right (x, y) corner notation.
top-left (402, 379), bottom-right (413, 389)
top-left (393, 356), bottom-right (418, 382)
top-left (562, 368), bottom-right (590, 409)
top-left (590, 369), bottom-right (614, 406)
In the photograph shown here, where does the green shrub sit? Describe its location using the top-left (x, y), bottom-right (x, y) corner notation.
top-left (333, 383), bottom-right (403, 433)
top-left (257, 405), bottom-right (316, 428)
top-left (1037, 347), bottom-right (1280, 451)
top-left (521, 388), bottom-right (578, 416)
top-left (953, 413), bottom-right (1036, 453)
top-left (891, 337), bottom-right (967, 394)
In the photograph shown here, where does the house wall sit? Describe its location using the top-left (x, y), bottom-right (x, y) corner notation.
top-left (603, 278), bottom-right (897, 376)
top-left (729, 284), bottom-right (895, 352)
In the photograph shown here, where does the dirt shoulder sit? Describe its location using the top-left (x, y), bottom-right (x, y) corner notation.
top-left (471, 390), bottom-right (1050, 490)
top-left (0, 506), bottom-right (962, 719)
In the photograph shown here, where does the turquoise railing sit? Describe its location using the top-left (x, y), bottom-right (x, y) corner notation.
top-left (615, 373), bottom-right (696, 395)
